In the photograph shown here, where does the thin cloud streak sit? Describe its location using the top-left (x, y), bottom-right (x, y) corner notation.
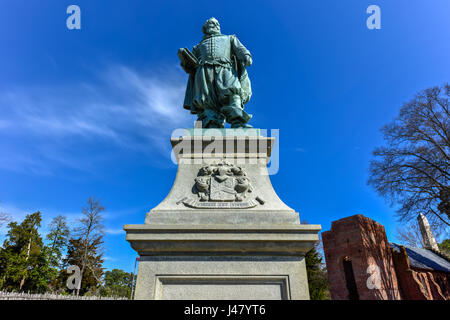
top-left (0, 202), bottom-right (82, 239)
top-left (104, 228), bottom-right (125, 235)
top-left (0, 64), bottom-right (191, 175)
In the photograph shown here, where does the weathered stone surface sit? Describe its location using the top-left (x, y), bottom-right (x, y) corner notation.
top-left (146, 210), bottom-right (300, 225)
top-left (148, 132), bottom-right (297, 225)
top-left (124, 131), bottom-right (321, 300)
top-left (134, 256), bottom-right (310, 300)
top-left (417, 213), bottom-right (440, 252)
top-left (125, 224), bottom-right (321, 255)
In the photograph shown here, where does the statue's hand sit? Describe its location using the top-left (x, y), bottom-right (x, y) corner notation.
top-left (180, 63), bottom-right (189, 74)
top-left (180, 62), bottom-right (197, 75)
top-left (244, 55), bottom-right (252, 66)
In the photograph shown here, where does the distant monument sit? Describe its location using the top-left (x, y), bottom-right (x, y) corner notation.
top-left (178, 17), bottom-right (253, 128)
top-left (123, 18), bottom-right (320, 300)
top-left (417, 213), bottom-right (440, 252)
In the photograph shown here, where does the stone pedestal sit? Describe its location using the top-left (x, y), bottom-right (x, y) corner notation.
top-left (124, 129), bottom-right (321, 300)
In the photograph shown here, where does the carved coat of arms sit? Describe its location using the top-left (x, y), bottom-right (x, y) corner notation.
top-left (178, 161), bottom-right (264, 209)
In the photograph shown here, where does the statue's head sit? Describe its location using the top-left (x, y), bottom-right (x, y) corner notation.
top-left (202, 17), bottom-right (221, 35)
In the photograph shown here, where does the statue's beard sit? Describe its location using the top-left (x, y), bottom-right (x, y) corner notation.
top-left (204, 26), bottom-right (220, 35)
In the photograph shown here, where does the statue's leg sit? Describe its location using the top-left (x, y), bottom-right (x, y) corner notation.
top-left (197, 109), bottom-right (225, 128)
top-left (220, 95), bottom-right (253, 128)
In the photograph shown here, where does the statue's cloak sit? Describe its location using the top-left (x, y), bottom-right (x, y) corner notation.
top-left (181, 34), bottom-right (252, 115)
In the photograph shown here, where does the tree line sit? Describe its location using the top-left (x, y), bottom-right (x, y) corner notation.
top-left (0, 197), bottom-right (133, 298)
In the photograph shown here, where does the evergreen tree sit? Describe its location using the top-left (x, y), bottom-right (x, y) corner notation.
top-left (0, 212), bottom-right (52, 292)
top-left (305, 244), bottom-right (330, 300)
top-left (45, 215), bottom-right (70, 291)
top-left (100, 269), bottom-right (132, 298)
top-left (439, 239), bottom-right (450, 256)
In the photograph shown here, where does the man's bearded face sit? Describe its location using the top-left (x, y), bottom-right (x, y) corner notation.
top-left (203, 20), bottom-right (220, 35)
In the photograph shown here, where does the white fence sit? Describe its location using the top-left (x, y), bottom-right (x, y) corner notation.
top-left (0, 291), bottom-right (128, 300)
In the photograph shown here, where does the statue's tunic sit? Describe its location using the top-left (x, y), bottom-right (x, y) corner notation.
top-left (183, 34), bottom-right (252, 116)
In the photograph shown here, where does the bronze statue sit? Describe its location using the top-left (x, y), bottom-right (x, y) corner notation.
top-left (178, 18), bottom-right (253, 128)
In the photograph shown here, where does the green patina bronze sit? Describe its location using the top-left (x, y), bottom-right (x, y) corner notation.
top-left (178, 18), bottom-right (253, 128)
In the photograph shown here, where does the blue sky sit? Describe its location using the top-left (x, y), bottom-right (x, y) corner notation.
top-left (0, 1), bottom-right (449, 272)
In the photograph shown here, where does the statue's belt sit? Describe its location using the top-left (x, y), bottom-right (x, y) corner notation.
top-left (198, 59), bottom-right (232, 68)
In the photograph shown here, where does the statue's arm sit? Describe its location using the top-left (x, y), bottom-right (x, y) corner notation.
top-left (178, 46), bottom-right (199, 74)
top-left (230, 35), bottom-right (252, 66)
top-left (178, 58), bottom-right (190, 74)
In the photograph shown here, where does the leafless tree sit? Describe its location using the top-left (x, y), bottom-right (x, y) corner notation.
top-left (0, 212), bottom-right (10, 227)
top-left (368, 84), bottom-right (450, 230)
top-left (73, 197), bottom-right (105, 296)
top-left (395, 220), bottom-right (442, 248)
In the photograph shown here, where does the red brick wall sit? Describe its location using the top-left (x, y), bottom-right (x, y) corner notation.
top-left (322, 214), bottom-right (402, 300)
top-left (391, 246), bottom-right (450, 300)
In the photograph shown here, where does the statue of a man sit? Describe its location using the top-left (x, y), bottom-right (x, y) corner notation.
top-left (178, 18), bottom-right (253, 128)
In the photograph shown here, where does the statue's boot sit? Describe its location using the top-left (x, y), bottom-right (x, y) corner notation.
top-left (197, 109), bottom-right (226, 128)
top-left (221, 95), bottom-right (253, 128)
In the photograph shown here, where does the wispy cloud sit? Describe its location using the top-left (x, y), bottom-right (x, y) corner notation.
top-left (104, 228), bottom-right (125, 235)
top-left (103, 256), bottom-right (117, 262)
top-left (293, 147), bottom-right (307, 153)
top-left (0, 202), bottom-right (82, 239)
top-left (0, 64), bottom-right (191, 175)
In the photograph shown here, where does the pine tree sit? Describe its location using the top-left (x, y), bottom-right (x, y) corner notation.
top-left (0, 212), bottom-right (52, 292)
top-left (439, 239), bottom-right (450, 256)
top-left (45, 215), bottom-right (70, 291)
top-left (305, 244), bottom-right (330, 300)
top-left (46, 215), bottom-right (70, 268)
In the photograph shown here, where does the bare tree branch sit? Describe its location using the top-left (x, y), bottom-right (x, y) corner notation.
top-left (368, 84), bottom-right (450, 228)
top-left (0, 212), bottom-right (11, 227)
top-left (74, 197), bottom-right (105, 296)
top-left (396, 220), bottom-right (443, 248)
